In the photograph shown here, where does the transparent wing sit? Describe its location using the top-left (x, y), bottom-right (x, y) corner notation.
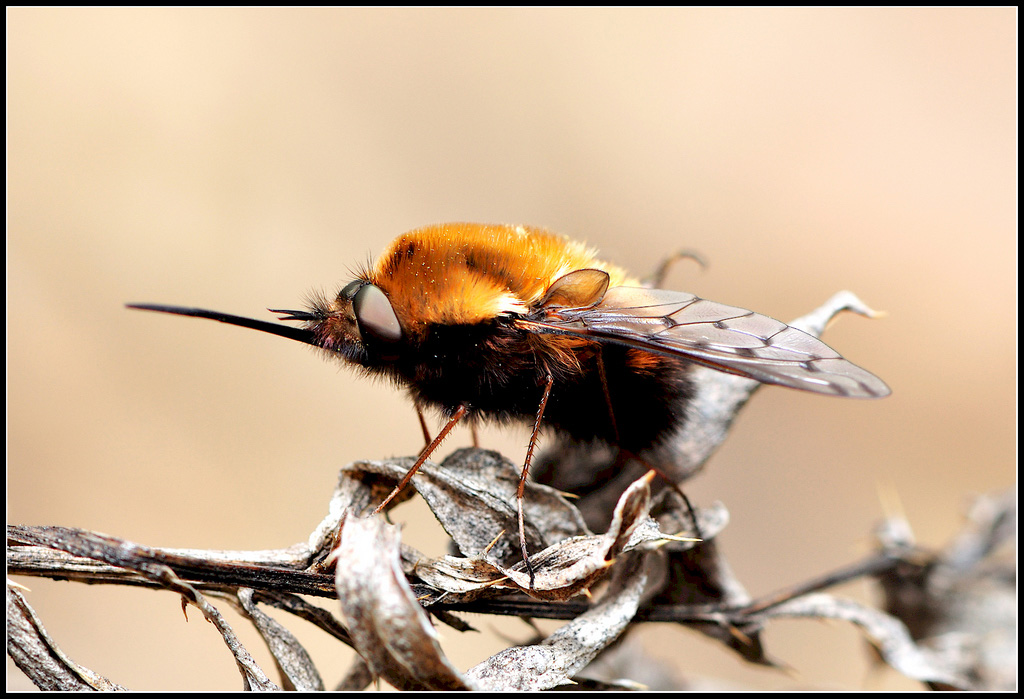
top-left (521, 286), bottom-right (890, 398)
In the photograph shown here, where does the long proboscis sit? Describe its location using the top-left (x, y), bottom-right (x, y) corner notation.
top-left (126, 303), bottom-right (319, 346)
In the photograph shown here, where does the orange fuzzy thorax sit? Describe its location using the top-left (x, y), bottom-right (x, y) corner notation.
top-left (367, 223), bottom-right (634, 333)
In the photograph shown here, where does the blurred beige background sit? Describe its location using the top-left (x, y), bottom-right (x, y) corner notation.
top-left (7, 8), bottom-right (1015, 691)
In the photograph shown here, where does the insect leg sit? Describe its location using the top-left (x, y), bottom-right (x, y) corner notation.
top-left (596, 347), bottom-right (704, 537)
top-left (595, 349), bottom-right (620, 443)
top-left (414, 402), bottom-right (433, 446)
top-left (372, 404), bottom-right (468, 515)
top-left (641, 248), bottom-right (708, 288)
top-left (518, 372), bottom-right (554, 588)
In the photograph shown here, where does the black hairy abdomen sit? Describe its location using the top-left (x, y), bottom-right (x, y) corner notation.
top-left (390, 320), bottom-right (693, 453)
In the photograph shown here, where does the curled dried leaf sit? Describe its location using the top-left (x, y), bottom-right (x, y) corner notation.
top-left (873, 489), bottom-right (1016, 690)
top-left (464, 550), bottom-right (650, 691)
top-left (6, 584), bottom-right (126, 691)
top-left (408, 470), bottom-right (667, 602)
top-left (232, 588), bottom-right (324, 691)
top-left (341, 449), bottom-right (588, 567)
top-left (333, 516), bottom-right (469, 691)
top-left (754, 593), bottom-right (972, 689)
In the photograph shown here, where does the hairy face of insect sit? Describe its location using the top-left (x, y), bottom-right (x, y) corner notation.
top-left (296, 280), bottom-right (405, 366)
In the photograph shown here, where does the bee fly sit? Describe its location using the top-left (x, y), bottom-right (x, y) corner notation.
top-left (129, 223), bottom-right (889, 582)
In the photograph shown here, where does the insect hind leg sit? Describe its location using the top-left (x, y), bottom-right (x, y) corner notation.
top-left (642, 248), bottom-right (708, 288)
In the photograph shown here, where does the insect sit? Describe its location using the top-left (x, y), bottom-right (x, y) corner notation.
top-left (129, 223), bottom-right (889, 580)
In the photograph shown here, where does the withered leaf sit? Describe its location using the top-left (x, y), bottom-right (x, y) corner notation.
top-left (341, 448), bottom-right (588, 567)
top-left (6, 584), bottom-right (126, 691)
top-left (408, 470), bottom-right (667, 602)
top-left (464, 550), bottom-right (650, 691)
top-left (762, 592), bottom-right (972, 688)
top-left (233, 588), bottom-right (324, 691)
top-left (333, 516), bottom-right (468, 691)
top-left (874, 489), bottom-right (1016, 690)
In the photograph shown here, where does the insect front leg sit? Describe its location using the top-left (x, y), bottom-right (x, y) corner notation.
top-left (372, 404), bottom-right (469, 515)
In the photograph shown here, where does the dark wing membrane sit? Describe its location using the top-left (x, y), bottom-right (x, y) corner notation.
top-left (522, 286), bottom-right (890, 398)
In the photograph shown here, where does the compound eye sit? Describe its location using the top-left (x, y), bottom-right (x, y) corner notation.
top-left (352, 284), bottom-right (402, 343)
top-left (339, 280), bottom-right (363, 301)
